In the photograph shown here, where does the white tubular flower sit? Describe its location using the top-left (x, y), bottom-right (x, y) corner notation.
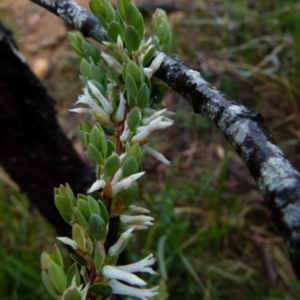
top-left (111, 167), bottom-right (123, 185)
top-left (120, 215), bottom-right (154, 227)
top-left (87, 179), bottom-right (106, 193)
top-left (117, 35), bottom-right (124, 53)
top-left (87, 81), bottom-right (113, 114)
top-left (103, 266), bottom-right (147, 286)
top-left (116, 92), bottom-right (126, 122)
top-left (132, 116), bottom-right (173, 141)
top-left (142, 108), bottom-right (167, 125)
top-left (143, 107), bottom-right (176, 118)
top-left (101, 52), bottom-right (122, 73)
top-left (144, 53), bottom-right (165, 78)
top-left (69, 108), bottom-right (92, 114)
top-left (57, 237), bottom-right (78, 249)
top-left (116, 254), bottom-right (157, 275)
top-left (143, 145), bottom-right (171, 165)
top-left (108, 227), bottom-right (134, 257)
top-left (72, 87), bottom-right (110, 121)
top-left (112, 172), bottom-right (145, 196)
top-left (128, 205), bottom-right (151, 214)
top-left (120, 121), bottom-right (130, 143)
top-left (108, 279), bottom-right (159, 300)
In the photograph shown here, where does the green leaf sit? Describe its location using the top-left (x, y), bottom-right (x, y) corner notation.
top-left (60, 213), bottom-right (73, 224)
top-left (72, 223), bottom-right (87, 252)
top-left (89, 124), bottom-right (103, 150)
top-left (89, 214), bottom-right (107, 242)
top-left (88, 196), bottom-right (101, 216)
top-left (142, 45), bottom-right (156, 66)
top-left (67, 263), bottom-right (80, 287)
top-left (122, 156), bottom-right (139, 178)
top-left (125, 73), bottom-right (138, 99)
top-left (52, 244), bottom-right (63, 270)
top-left (101, 133), bottom-right (108, 158)
top-left (144, 75), bottom-right (152, 93)
top-left (126, 3), bottom-right (140, 28)
top-left (70, 44), bottom-right (85, 58)
top-left (122, 62), bottom-right (128, 82)
top-left (88, 144), bottom-right (104, 165)
top-left (80, 59), bottom-right (90, 78)
top-left (41, 252), bottom-right (53, 270)
top-left (75, 208), bottom-right (89, 230)
top-left (138, 148), bottom-right (145, 167)
top-left (93, 242), bottom-right (106, 273)
top-left (152, 9), bottom-right (172, 52)
top-left (54, 195), bottom-right (74, 217)
top-left (89, 63), bottom-right (105, 83)
top-left (70, 253), bottom-right (88, 267)
top-left (137, 83), bottom-right (150, 109)
top-left (90, 0), bottom-right (106, 17)
top-left (101, 124), bottom-right (115, 136)
top-left (48, 263), bottom-right (67, 294)
top-left (79, 120), bottom-right (92, 133)
top-left (88, 283), bottom-right (112, 297)
top-left (129, 143), bottom-right (142, 160)
top-left (126, 3), bottom-right (144, 39)
top-left (105, 154), bottom-right (121, 176)
top-left (81, 41), bottom-right (100, 62)
top-left (108, 21), bottom-right (124, 42)
top-left (116, 0), bottom-right (126, 20)
top-left (77, 198), bottom-right (90, 221)
top-left (103, 0), bottom-right (116, 22)
top-left (61, 287), bottom-right (81, 300)
top-left (123, 182), bottom-right (139, 206)
top-left (127, 107), bottom-right (141, 132)
top-left (42, 271), bottom-right (60, 299)
top-left (98, 200), bottom-right (109, 224)
top-left (68, 32), bottom-right (82, 47)
top-left (126, 61), bottom-right (141, 88)
top-left (106, 140), bottom-right (116, 158)
top-left (136, 16), bottom-right (145, 40)
top-left (66, 183), bottom-right (76, 206)
top-left (124, 25), bottom-right (141, 52)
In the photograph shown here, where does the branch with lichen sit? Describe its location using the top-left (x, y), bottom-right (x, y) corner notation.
top-left (31, 0), bottom-right (300, 280)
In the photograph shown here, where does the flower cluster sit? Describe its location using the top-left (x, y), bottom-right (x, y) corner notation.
top-left (41, 0), bottom-right (172, 299)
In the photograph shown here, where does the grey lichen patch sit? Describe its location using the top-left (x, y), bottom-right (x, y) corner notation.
top-left (185, 69), bottom-right (207, 86)
top-left (218, 104), bottom-right (247, 134)
top-left (226, 118), bottom-right (250, 149)
top-left (41, 0), bottom-right (56, 7)
top-left (57, 1), bottom-right (85, 27)
top-left (258, 157), bottom-right (299, 197)
top-left (282, 202), bottom-right (300, 229)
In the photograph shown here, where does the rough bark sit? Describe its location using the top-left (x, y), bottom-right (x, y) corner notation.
top-left (0, 22), bottom-right (95, 236)
top-left (26, 0), bottom-right (300, 279)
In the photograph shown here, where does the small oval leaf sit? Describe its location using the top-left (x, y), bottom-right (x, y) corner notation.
top-left (124, 25), bottom-right (141, 52)
top-left (137, 83), bottom-right (150, 109)
top-left (125, 73), bottom-right (138, 99)
top-left (122, 156), bottom-right (139, 178)
top-left (108, 21), bottom-right (124, 42)
top-left (105, 154), bottom-right (121, 177)
top-left (89, 214), bottom-right (107, 242)
top-left (88, 283), bottom-right (112, 297)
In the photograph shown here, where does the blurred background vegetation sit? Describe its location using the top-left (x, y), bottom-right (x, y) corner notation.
top-left (1, 0), bottom-right (300, 299)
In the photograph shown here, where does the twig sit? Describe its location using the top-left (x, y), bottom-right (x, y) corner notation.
top-left (29, 0), bottom-right (300, 279)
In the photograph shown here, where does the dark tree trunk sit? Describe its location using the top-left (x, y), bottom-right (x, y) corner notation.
top-left (0, 22), bottom-right (94, 236)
